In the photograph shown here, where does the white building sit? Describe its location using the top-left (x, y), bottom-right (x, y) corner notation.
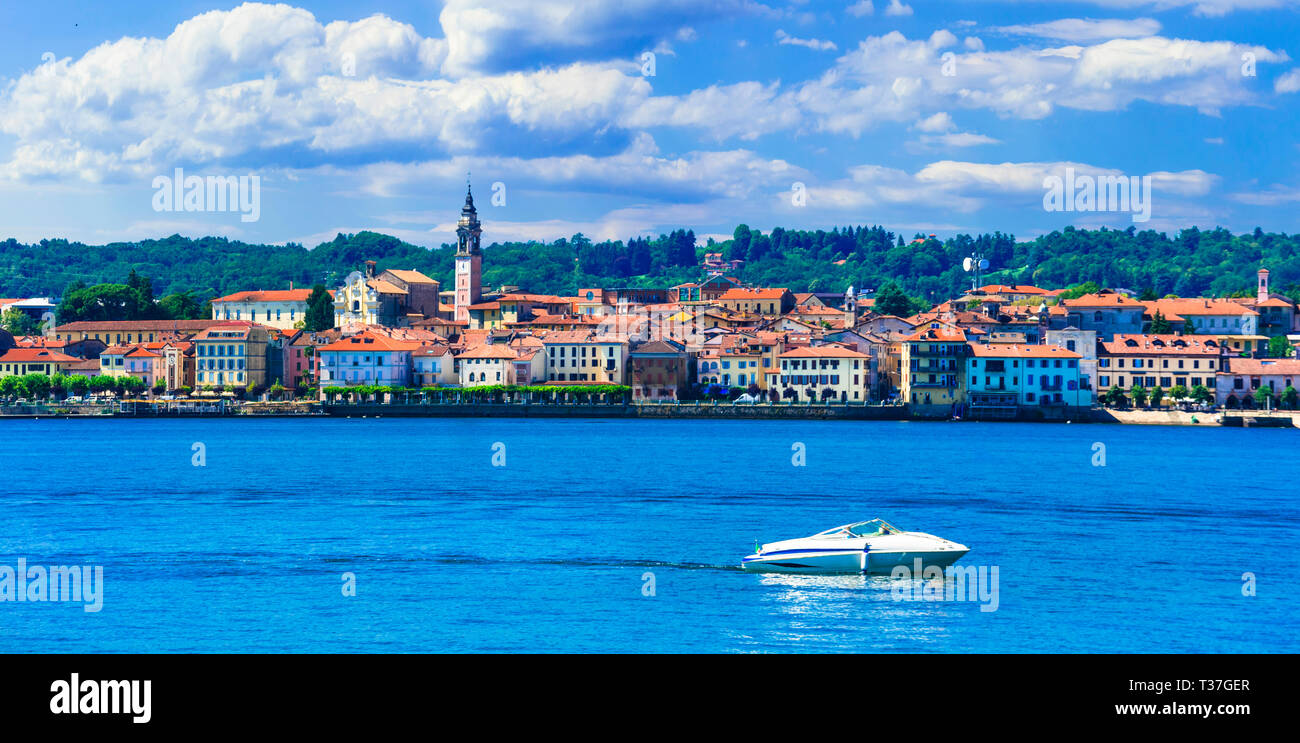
top-left (212, 288), bottom-right (312, 330)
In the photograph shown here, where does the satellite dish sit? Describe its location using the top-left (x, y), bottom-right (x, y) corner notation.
top-left (962, 257), bottom-right (973, 272)
top-left (979, 259), bottom-right (990, 270)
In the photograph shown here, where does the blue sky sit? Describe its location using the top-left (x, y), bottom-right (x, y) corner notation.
top-left (1, 0), bottom-right (1299, 250)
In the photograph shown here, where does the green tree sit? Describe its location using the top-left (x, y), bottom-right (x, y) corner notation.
top-left (1282, 385), bottom-right (1299, 410)
top-left (0, 308), bottom-right (40, 336)
top-left (1149, 310), bottom-right (1172, 334)
top-left (873, 281), bottom-right (916, 317)
top-left (1254, 383), bottom-right (1275, 409)
top-left (1149, 386), bottom-right (1165, 407)
top-left (1168, 384), bottom-right (1189, 403)
top-left (68, 375), bottom-right (89, 396)
top-left (158, 290), bottom-right (204, 320)
top-left (1103, 384), bottom-right (1126, 407)
top-left (1190, 385), bottom-right (1214, 406)
top-left (1268, 335), bottom-right (1294, 359)
top-left (1131, 384), bottom-right (1149, 408)
top-left (21, 373), bottom-right (51, 399)
top-left (303, 284), bottom-right (334, 331)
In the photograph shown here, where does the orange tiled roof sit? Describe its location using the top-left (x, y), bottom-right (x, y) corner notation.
top-left (455, 344), bottom-right (520, 359)
top-left (1223, 359), bottom-right (1300, 375)
top-left (969, 343), bottom-right (1081, 359)
top-left (780, 345), bottom-right (870, 359)
top-left (212, 289), bottom-right (312, 303)
top-left (0, 348), bottom-right (80, 363)
top-left (1146, 298), bottom-right (1259, 317)
top-left (1062, 293), bottom-right (1144, 308)
top-left (1100, 334), bottom-right (1222, 356)
top-left (903, 326), bottom-right (967, 343)
top-left (718, 287), bottom-right (789, 301)
top-left (317, 331), bottom-right (419, 352)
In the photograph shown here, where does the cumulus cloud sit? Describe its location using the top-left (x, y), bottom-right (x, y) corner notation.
top-left (884, 1), bottom-right (915, 17)
top-left (786, 31), bottom-right (1289, 138)
top-left (1276, 68), bottom-right (1300, 93)
top-left (0, 3), bottom-right (664, 181)
top-left (438, 0), bottom-right (752, 75)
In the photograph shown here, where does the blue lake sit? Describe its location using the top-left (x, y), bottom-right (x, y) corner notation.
top-left (0, 417), bottom-right (1295, 653)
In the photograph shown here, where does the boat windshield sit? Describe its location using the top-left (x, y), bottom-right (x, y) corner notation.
top-left (817, 519), bottom-right (901, 538)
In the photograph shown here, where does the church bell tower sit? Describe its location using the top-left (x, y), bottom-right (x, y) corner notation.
top-left (454, 178), bottom-right (483, 323)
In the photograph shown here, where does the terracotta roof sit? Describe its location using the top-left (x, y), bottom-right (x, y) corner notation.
top-left (317, 331), bottom-right (419, 352)
top-left (1100, 334), bottom-right (1222, 356)
top-left (969, 343), bottom-right (1081, 359)
top-left (780, 346), bottom-right (871, 359)
top-left (383, 269), bottom-right (437, 284)
top-left (1222, 359), bottom-right (1300, 375)
top-left (456, 344), bottom-right (520, 360)
top-left (0, 348), bottom-right (79, 363)
top-left (1146, 298), bottom-right (1259, 317)
top-left (719, 287), bottom-right (789, 301)
top-left (212, 289), bottom-right (312, 303)
top-left (977, 284), bottom-right (1048, 295)
top-left (903, 326), bottom-right (967, 343)
top-left (1062, 293), bottom-right (1144, 309)
top-left (366, 278), bottom-right (406, 295)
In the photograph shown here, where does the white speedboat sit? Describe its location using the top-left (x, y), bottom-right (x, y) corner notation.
top-left (741, 519), bottom-right (968, 574)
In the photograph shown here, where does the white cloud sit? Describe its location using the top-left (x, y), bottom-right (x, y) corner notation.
top-left (0, 3), bottom-right (664, 182)
top-left (1064, 0), bottom-right (1295, 17)
top-left (438, 0), bottom-right (752, 75)
top-left (914, 112), bottom-right (957, 133)
top-left (775, 29), bottom-right (838, 51)
top-left (808, 159), bottom-right (1218, 217)
top-left (847, 1), bottom-right (875, 16)
top-left (1276, 68), bottom-right (1300, 93)
top-left (884, 0), bottom-right (914, 17)
top-left (992, 18), bottom-right (1163, 42)
top-left (786, 32), bottom-right (1289, 138)
top-left (1230, 183), bottom-right (1300, 205)
top-left (341, 134), bottom-right (805, 202)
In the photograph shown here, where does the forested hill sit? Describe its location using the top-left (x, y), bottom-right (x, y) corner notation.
top-left (1, 225), bottom-right (1297, 304)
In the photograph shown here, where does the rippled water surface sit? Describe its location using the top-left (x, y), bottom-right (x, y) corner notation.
top-left (1, 417), bottom-right (1295, 652)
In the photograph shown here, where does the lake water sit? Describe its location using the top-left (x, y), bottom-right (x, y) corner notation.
top-left (0, 417), bottom-right (1295, 653)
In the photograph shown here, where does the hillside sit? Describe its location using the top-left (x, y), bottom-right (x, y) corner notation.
top-left (2, 224), bottom-right (1297, 304)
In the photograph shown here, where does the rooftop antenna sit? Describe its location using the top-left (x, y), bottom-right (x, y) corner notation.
top-left (962, 252), bottom-right (990, 293)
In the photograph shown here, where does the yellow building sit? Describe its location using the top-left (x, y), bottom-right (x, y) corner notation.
top-left (900, 324), bottom-right (968, 409)
top-left (1097, 334), bottom-right (1222, 395)
top-left (0, 348), bottom-right (80, 377)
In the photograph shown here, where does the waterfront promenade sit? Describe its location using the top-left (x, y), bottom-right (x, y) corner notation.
top-left (2, 398), bottom-right (1296, 425)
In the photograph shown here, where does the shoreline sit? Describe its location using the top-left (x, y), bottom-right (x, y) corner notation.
top-left (2, 403), bottom-right (1296, 427)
